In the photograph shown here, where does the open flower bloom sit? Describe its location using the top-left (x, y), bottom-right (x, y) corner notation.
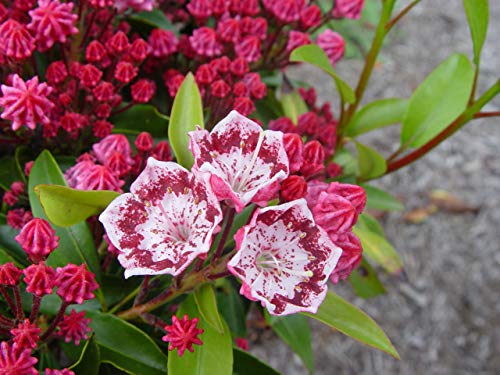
top-left (227, 199), bottom-right (342, 315)
top-left (99, 158), bottom-right (222, 277)
top-left (189, 110), bottom-right (289, 212)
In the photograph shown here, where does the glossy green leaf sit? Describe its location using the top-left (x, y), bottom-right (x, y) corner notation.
top-left (401, 53), bottom-right (474, 148)
top-left (168, 295), bottom-right (233, 375)
top-left (0, 245), bottom-right (21, 266)
top-left (28, 150), bottom-right (101, 283)
top-left (332, 148), bottom-right (358, 177)
top-left (87, 311), bottom-right (168, 375)
top-left (355, 142), bottom-right (387, 179)
top-left (35, 185), bottom-right (119, 227)
top-left (233, 348), bottom-right (282, 375)
top-left (463, 0), bottom-right (489, 64)
top-left (69, 335), bottom-right (101, 375)
top-left (361, 184), bottom-right (404, 211)
top-left (0, 226), bottom-right (29, 266)
top-left (128, 9), bottom-right (175, 30)
top-left (266, 313), bottom-right (314, 374)
top-left (168, 72), bottom-right (204, 169)
top-left (303, 292), bottom-right (399, 359)
top-left (353, 214), bottom-right (403, 274)
top-left (0, 155), bottom-right (22, 190)
top-left (349, 258), bottom-right (386, 298)
top-left (290, 45), bottom-right (355, 103)
top-left (346, 98), bottom-right (408, 137)
top-left (194, 283), bottom-right (225, 334)
top-left (216, 279), bottom-right (248, 337)
top-left (110, 104), bottom-right (169, 137)
top-left (280, 89), bottom-right (308, 124)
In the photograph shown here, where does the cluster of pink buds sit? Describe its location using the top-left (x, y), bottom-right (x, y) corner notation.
top-left (64, 132), bottom-right (172, 192)
top-left (0, 215), bottom-right (98, 373)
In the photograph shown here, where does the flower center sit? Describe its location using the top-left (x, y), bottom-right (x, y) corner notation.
top-left (256, 250), bottom-right (313, 278)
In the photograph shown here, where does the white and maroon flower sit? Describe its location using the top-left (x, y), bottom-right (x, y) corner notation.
top-left (227, 199), bottom-right (342, 316)
top-left (189, 110), bottom-right (289, 212)
top-left (99, 158), bottom-right (222, 277)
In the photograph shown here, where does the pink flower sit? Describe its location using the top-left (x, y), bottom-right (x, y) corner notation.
top-left (0, 20), bottom-right (36, 60)
top-left (148, 29), bottom-right (178, 58)
top-left (131, 79), bottom-right (156, 103)
top-left (0, 341), bottom-right (38, 375)
top-left (28, 0), bottom-right (78, 51)
top-left (332, 0), bottom-right (364, 19)
top-left (317, 30), bottom-right (345, 66)
top-left (15, 218), bottom-right (59, 263)
top-left (56, 310), bottom-right (92, 345)
top-left (162, 315), bottom-right (204, 357)
top-left (23, 262), bottom-right (56, 297)
top-left (329, 232), bottom-right (362, 283)
top-left (92, 134), bottom-right (134, 166)
top-left (65, 162), bottom-right (124, 192)
top-left (186, 0), bottom-right (212, 19)
top-left (234, 35), bottom-right (261, 63)
top-left (189, 27), bottom-right (222, 57)
top-left (189, 110), bottom-right (289, 212)
top-left (0, 74), bottom-right (54, 131)
top-left (134, 131), bottom-right (154, 152)
top-left (6, 208), bottom-right (33, 230)
top-left (99, 159), bottom-right (222, 277)
top-left (0, 263), bottom-right (22, 286)
top-left (10, 319), bottom-right (41, 350)
top-left (286, 31), bottom-right (311, 52)
top-left (227, 199), bottom-right (342, 315)
top-left (56, 264), bottom-right (99, 304)
top-left (280, 175), bottom-right (307, 202)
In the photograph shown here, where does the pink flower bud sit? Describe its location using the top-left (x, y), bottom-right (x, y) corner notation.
top-left (129, 38), bottom-right (150, 62)
top-left (0, 341), bottom-right (38, 374)
top-left (230, 57), bottom-right (249, 76)
top-left (300, 5), bottom-right (321, 28)
top-left (95, 103), bottom-right (112, 119)
top-left (80, 64), bottom-right (103, 88)
top-left (298, 111), bottom-right (319, 135)
top-left (56, 309), bottom-right (92, 345)
top-left (10, 319), bottom-right (41, 350)
top-left (86, 40), bottom-right (107, 63)
top-left (211, 56), bottom-right (231, 73)
top-left (240, 17), bottom-right (267, 40)
top-left (195, 64), bottom-right (216, 86)
top-left (301, 140), bottom-right (325, 178)
top-left (280, 175), bottom-right (307, 202)
top-left (15, 218), bottom-right (59, 263)
top-left (0, 19), bottom-right (36, 60)
top-left (332, 0), bottom-right (364, 19)
top-left (106, 31), bottom-right (130, 55)
top-left (329, 232), bottom-right (363, 283)
top-left (2, 191), bottom-right (18, 206)
top-left (162, 315), bottom-right (204, 357)
top-left (317, 30), bottom-right (345, 66)
top-left (217, 18), bottom-right (240, 42)
top-left (56, 264), bottom-right (99, 304)
top-left (235, 35), bottom-right (261, 63)
top-left (311, 192), bottom-right (358, 234)
top-left (232, 81), bottom-right (249, 97)
top-left (46, 61), bottom-right (68, 85)
top-left (24, 161), bottom-right (34, 177)
top-left (187, 0), bottom-right (212, 19)
top-left (134, 132), bottom-right (154, 153)
top-left (92, 81), bottom-right (114, 102)
top-left (327, 182), bottom-right (367, 214)
top-left (93, 120), bottom-right (113, 138)
top-left (0, 263), bottom-right (22, 286)
top-left (210, 79), bottom-right (231, 98)
top-left (286, 30), bottom-right (311, 52)
top-left (9, 181), bottom-right (24, 196)
top-left (6, 209), bottom-right (33, 230)
top-left (189, 27), bottom-right (221, 57)
top-left (114, 61), bottom-right (138, 83)
top-left (23, 262), bottom-right (56, 296)
top-left (269, 117), bottom-right (297, 134)
top-left (232, 97), bottom-right (255, 116)
top-left (282, 133), bottom-right (303, 173)
top-left (149, 29), bottom-right (178, 58)
top-left (151, 141), bottom-right (172, 161)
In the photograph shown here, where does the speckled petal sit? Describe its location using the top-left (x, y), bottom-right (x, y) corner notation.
top-left (189, 110), bottom-right (289, 212)
top-left (99, 158), bottom-right (222, 277)
top-left (227, 199), bottom-right (342, 316)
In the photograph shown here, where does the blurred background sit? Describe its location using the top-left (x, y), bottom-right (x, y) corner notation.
top-left (252, 1), bottom-right (500, 374)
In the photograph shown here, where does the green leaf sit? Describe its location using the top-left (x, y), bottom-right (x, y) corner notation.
top-left (194, 283), bottom-right (225, 334)
top-left (0, 245), bottom-right (22, 266)
top-left (349, 258), bottom-right (386, 298)
top-left (0, 155), bottom-right (22, 190)
top-left (35, 185), bottom-right (119, 227)
top-left (361, 184), bottom-right (404, 211)
top-left (128, 9), bottom-right (175, 30)
top-left (346, 98), bottom-right (408, 137)
top-left (0, 226), bottom-right (29, 266)
top-left (28, 150), bottom-right (101, 283)
top-left (332, 148), bottom-right (358, 177)
top-left (69, 335), bottom-right (101, 375)
top-left (266, 313), bottom-right (314, 374)
top-left (401, 53), bottom-right (474, 148)
top-left (216, 279), bottom-right (248, 337)
top-left (87, 311), bottom-right (168, 375)
top-left (110, 104), bottom-right (169, 137)
top-left (233, 348), bottom-right (282, 375)
top-left (303, 292), bottom-right (399, 359)
top-left (290, 45), bottom-right (355, 103)
top-left (463, 0), bottom-right (489, 64)
top-left (168, 295), bottom-right (233, 375)
top-left (353, 214), bottom-right (403, 274)
top-left (168, 73), bottom-right (204, 169)
top-left (280, 89), bottom-right (308, 124)
top-left (355, 142), bottom-right (387, 179)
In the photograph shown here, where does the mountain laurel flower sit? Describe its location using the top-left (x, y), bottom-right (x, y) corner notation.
top-left (189, 27), bottom-right (222, 57)
top-left (280, 175), bottom-right (308, 202)
top-left (92, 134), bottom-right (134, 165)
top-left (56, 264), bottom-right (99, 304)
top-left (332, 0), bottom-right (365, 19)
top-left (148, 29), bottom-right (178, 58)
top-left (286, 31), bottom-right (311, 52)
top-left (227, 199), bottom-right (342, 315)
top-left (28, 0), bottom-right (79, 51)
top-left (0, 74), bottom-right (54, 131)
top-left (56, 310), bottom-right (92, 345)
top-left (232, 96), bottom-right (255, 117)
top-left (0, 19), bottom-right (36, 60)
top-left (99, 159), bottom-right (223, 277)
top-left (15, 218), bottom-right (59, 263)
top-left (162, 315), bottom-right (204, 357)
top-left (234, 36), bottom-right (261, 63)
top-left (10, 319), bottom-right (41, 350)
top-left (6, 208), bottom-right (33, 230)
top-left (131, 79), bottom-right (156, 103)
top-left (114, 0), bottom-right (157, 13)
top-left (189, 110), bottom-right (289, 212)
top-left (23, 262), bottom-right (56, 297)
top-left (317, 29), bottom-right (345, 66)
top-left (0, 263), bottom-right (22, 286)
top-left (0, 341), bottom-right (38, 375)
top-left (328, 232), bottom-right (363, 283)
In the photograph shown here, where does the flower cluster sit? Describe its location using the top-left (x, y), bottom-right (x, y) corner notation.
top-left (101, 111), bottom-right (366, 316)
